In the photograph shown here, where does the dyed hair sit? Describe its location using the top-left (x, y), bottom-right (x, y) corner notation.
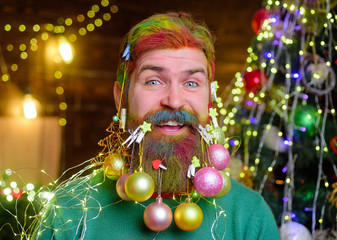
top-left (117, 12), bottom-right (216, 85)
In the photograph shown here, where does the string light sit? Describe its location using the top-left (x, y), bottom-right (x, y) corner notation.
top-left (0, 1), bottom-right (118, 132)
top-left (23, 94), bottom-right (38, 119)
top-left (58, 37), bottom-right (73, 63)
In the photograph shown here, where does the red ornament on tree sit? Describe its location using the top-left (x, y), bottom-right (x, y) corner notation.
top-left (330, 136), bottom-right (337, 155)
top-left (243, 69), bottom-right (267, 92)
top-left (252, 9), bottom-right (270, 34)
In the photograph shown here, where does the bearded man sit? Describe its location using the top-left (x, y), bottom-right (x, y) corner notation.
top-left (32, 12), bottom-right (280, 239)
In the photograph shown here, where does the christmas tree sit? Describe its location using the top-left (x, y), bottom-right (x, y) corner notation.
top-left (221, 0), bottom-right (337, 238)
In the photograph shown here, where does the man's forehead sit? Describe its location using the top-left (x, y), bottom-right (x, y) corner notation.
top-left (136, 64), bottom-right (207, 77)
top-left (133, 48), bottom-right (208, 76)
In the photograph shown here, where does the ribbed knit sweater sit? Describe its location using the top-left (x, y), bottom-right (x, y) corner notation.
top-left (33, 170), bottom-right (281, 240)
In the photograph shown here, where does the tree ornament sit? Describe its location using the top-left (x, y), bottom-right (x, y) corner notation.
top-left (251, 9), bottom-right (270, 34)
top-left (212, 171), bottom-right (231, 198)
top-left (330, 136), bottom-right (337, 156)
top-left (293, 104), bottom-right (318, 136)
top-left (174, 198), bottom-right (203, 231)
top-left (103, 153), bottom-right (125, 180)
top-left (208, 144), bottom-right (230, 170)
top-left (143, 197), bottom-right (173, 232)
top-left (263, 125), bottom-right (287, 153)
top-left (243, 69), bottom-right (267, 92)
top-left (302, 54), bottom-right (336, 96)
top-left (116, 173), bottom-right (132, 201)
top-left (193, 167), bottom-right (223, 197)
top-left (306, 62), bottom-right (329, 85)
top-left (125, 171), bottom-right (154, 202)
top-left (279, 221), bottom-right (312, 240)
top-left (112, 115), bottom-right (119, 122)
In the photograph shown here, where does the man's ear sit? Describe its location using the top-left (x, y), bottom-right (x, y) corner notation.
top-left (114, 81), bottom-right (122, 110)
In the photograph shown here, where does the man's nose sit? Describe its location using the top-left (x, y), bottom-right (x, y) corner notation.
top-left (160, 83), bottom-right (185, 110)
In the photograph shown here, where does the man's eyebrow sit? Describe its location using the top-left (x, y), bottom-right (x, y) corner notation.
top-left (185, 68), bottom-right (207, 76)
top-left (138, 65), bottom-right (164, 75)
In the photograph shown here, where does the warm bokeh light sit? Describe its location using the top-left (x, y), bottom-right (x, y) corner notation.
top-left (58, 37), bottom-right (73, 63)
top-left (23, 94), bottom-right (38, 119)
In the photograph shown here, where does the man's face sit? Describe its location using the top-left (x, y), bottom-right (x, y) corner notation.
top-left (114, 47), bottom-right (210, 193)
top-left (127, 47), bottom-right (210, 132)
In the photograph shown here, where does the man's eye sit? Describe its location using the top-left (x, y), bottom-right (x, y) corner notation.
top-left (185, 81), bottom-right (198, 87)
top-left (146, 80), bottom-right (160, 85)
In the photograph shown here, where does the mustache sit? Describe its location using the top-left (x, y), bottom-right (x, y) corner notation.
top-left (143, 110), bottom-right (200, 126)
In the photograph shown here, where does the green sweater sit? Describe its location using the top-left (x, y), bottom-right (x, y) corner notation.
top-left (33, 170), bottom-right (280, 240)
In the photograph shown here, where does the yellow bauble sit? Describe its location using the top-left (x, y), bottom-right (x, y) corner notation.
top-left (174, 200), bottom-right (203, 231)
top-left (103, 153), bottom-right (126, 180)
top-left (212, 170), bottom-right (231, 198)
top-left (125, 172), bottom-right (154, 202)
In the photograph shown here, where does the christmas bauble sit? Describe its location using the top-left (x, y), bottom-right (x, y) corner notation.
top-left (174, 199), bottom-right (203, 231)
top-left (193, 167), bottom-right (223, 197)
top-left (252, 9), bottom-right (270, 34)
top-left (243, 69), bottom-right (267, 92)
top-left (143, 198), bottom-right (172, 232)
top-left (212, 171), bottom-right (231, 198)
top-left (330, 136), bottom-right (337, 155)
top-left (103, 153), bottom-right (125, 180)
top-left (116, 173), bottom-right (132, 201)
top-left (125, 171), bottom-right (154, 202)
top-left (263, 125), bottom-right (287, 153)
top-left (279, 221), bottom-right (312, 240)
top-left (306, 62), bottom-right (329, 85)
top-left (293, 104), bottom-right (318, 136)
top-left (112, 115), bottom-right (119, 122)
top-left (208, 144), bottom-right (230, 170)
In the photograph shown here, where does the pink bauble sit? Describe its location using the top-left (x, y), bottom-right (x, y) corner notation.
top-left (144, 199), bottom-right (173, 232)
top-left (208, 144), bottom-right (230, 170)
top-left (193, 167), bottom-right (223, 197)
top-left (116, 173), bottom-right (132, 201)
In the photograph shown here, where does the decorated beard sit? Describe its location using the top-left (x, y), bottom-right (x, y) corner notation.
top-left (127, 110), bottom-right (202, 195)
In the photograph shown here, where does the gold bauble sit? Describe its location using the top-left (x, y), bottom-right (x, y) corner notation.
top-left (125, 171), bottom-right (154, 202)
top-left (103, 153), bottom-right (126, 180)
top-left (174, 199), bottom-right (203, 231)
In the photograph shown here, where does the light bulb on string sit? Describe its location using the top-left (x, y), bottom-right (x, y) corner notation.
top-left (23, 94), bottom-right (39, 119)
top-left (58, 37), bottom-right (74, 63)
